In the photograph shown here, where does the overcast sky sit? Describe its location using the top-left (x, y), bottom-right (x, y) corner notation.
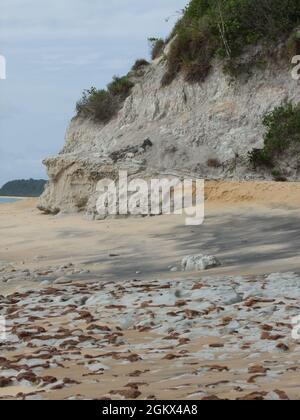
top-left (0, 0), bottom-right (188, 186)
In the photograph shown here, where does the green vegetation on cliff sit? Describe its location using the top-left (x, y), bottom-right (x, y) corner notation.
top-left (0, 179), bottom-right (47, 197)
top-left (162, 0), bottom-right (300, 85)
top-left (148, 37), bottom-right (165, 60)
top-left (75, 0), bottom-right (300, 128)
top-left (249, 102), bottom-right (300, 169)
top-left (76, 75), bottom-right (134, 123)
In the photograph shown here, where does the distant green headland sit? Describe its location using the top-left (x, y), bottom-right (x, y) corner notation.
top-left (0, 179), bottom-right (47, 197)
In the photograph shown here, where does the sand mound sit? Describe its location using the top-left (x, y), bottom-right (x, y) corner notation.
top-left (205, 181), bottom-right (300, 207)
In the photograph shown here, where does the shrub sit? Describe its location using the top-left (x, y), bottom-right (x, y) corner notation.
top-left (163, 0), bottom-right (300, 85)
top-left (271, 169), bottom-right (282, 178)
top-left (271, 169), bottom-right (288, 181)
top-left (76, 76), bottom-right (134, 123)
top-left (286, 32), bottom-right (300, 58)
top-left (132, 59), bottom-right (150, 72)
top-left (162, 18), bottom-right (217, 85)
top-left (249, 102), bottom-right (300, 168)
top-left (248, 148), bottom-right (273, 168)
top-left (149, 38), bottom-right (165, 60)
top-left (76, 88), bottom-right (116, 122)
top-left (107, 76), bottom-right (134, 100)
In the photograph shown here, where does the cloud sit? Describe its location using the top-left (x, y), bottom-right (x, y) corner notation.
top-left (0, 0), bottom-right (185, 42)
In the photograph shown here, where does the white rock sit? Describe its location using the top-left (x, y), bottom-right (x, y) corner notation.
top-left (182, 254), bottom-right (221, 271)
top-left (40, 280), bottom-right (51, 286)
top-left (86, 362), bottom-right (110, 372)
top-left (54, 276), bottom-right (72, 285)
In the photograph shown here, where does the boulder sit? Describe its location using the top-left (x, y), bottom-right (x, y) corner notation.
top-left (182, 254), bottom-right (221, 271)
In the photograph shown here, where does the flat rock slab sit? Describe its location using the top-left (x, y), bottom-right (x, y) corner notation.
top-left (0, 272), bottom-right (300, 400)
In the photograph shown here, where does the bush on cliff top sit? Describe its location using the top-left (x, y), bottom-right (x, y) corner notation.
top-left (249, 102), bottom-right (300, 168)
top-left (149, 38), bottom-right (165, 60)
top-left (163, 0), bottom-right (300, 85)
top-left (131, 59), bottom-right (150, 72)
top-left (76, 75), bottom-right (134, 123)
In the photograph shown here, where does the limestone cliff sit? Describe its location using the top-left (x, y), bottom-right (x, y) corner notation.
top-left (39, 45), bottom-right (300, 216)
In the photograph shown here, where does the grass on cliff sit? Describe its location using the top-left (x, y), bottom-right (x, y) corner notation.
top-left (131, 59), bottom-right (150, 72)
top-left (149, 38), bottom-right (165, 60)
top-left (162, 0), bottom-right (300, 85)
top-left (76, 76), bottom-right (134, 123)
top-left (249, 102), bottom-right (300, 169)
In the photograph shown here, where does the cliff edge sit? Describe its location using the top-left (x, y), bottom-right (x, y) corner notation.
top-left (39, 2), bottom-right (300, 216)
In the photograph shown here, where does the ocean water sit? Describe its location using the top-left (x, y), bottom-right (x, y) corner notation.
top-left (0, 197), bottom-right (20, 204)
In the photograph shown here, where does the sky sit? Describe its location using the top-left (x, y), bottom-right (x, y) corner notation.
top-left (0, 0), bottom-right (188, 187)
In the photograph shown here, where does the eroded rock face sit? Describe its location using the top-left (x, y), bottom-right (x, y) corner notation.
top-left (39, 46), bottom-right (300, 215)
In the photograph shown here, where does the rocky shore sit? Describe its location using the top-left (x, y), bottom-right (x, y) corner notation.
top-left (1, 271), bottom-right (300, 400)
top-left (1, 186), bottom-right (300, 400)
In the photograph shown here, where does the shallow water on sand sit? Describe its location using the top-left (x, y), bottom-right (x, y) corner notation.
top-left (0, 197), bottom-right (20, 204)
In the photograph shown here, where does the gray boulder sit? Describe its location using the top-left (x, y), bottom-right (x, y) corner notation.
top-left (182, 254), bottom-right (221, 271)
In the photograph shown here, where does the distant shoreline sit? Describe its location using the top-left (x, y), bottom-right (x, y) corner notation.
top-left (0, 196), bottom-right (25, 204)
top-left (0, 179), bottom-right (47, 198)
top-left (0, 196), bottom-right (26, 199)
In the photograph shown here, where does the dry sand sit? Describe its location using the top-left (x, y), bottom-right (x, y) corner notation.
top-left (1, 181), bottom-right (300, 284)
top-left (0, 181), bottom-right (300, 400)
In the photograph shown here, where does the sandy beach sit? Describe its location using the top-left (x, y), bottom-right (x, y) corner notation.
top-left (1, 181), bottom-right (300, 400)
top-left (2, 181), bottom-right (300, 285)
top-left (3, 0), bottom-right (300, 403)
